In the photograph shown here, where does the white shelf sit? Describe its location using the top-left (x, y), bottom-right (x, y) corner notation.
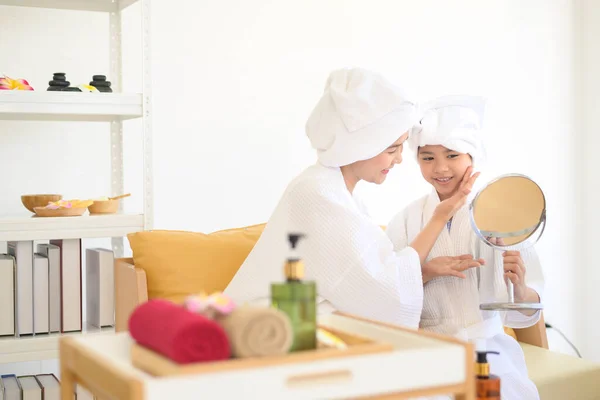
top-left (0, 0), bottom-right (138, 12)
top-left (0, 91), bottom-right (143, 122)
top-left (0, 213), bottom-right (144, 241)
top-left (0, 323), bottom-right (115, 364)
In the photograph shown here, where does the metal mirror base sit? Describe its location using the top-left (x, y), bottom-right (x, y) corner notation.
top-left (479, 302), bottom-right (544, 311)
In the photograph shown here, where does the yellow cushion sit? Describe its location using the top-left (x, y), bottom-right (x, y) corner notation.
top-left (504, 327), bottom-right (517, 340)
top-left (128, 222), bottom-right (522, 341)
top-left (127, 223), bottom-right (265, 304)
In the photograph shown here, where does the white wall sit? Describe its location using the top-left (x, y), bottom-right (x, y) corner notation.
top-left (149, 0), bottom-right (582, 357)
top-left (579, 0), bottom-right (600, 362)
top-left (0, 0), bottom-right (588, 376)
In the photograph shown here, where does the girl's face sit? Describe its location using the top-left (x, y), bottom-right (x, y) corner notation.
top-left (417, 145), bottom-right (473, 201)
top-left (342, 132), bottom-right (408, 190)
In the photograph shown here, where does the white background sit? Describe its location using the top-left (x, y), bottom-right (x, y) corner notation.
top-left (1, 0), bottom-right (597, 377)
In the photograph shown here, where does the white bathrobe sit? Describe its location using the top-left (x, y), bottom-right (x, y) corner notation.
top-left (386, 190), bottom-right (544, 400)
top-left (225, 162), bottom-right (425, 328)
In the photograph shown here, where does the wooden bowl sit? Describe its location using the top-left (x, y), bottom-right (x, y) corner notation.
top-left (88, 199), bottom-right (119, 214)
top-left (21, 194), bottom-right (63, 213)
top-left (33, 207), bottom-right (87, 217)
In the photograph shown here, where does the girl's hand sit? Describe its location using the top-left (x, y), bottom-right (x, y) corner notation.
top-left (503, 250), bottom-right (529, 302)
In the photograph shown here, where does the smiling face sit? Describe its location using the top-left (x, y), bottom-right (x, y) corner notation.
top-left (341, 132), bottom-right (409, 192)
top-left (417, 144), bottom-right (473, 201)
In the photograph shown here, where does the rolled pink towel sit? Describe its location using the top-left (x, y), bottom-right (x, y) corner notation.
top-left (129, 299), bottom-right (231, 364)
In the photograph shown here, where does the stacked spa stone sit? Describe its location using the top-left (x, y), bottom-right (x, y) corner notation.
top-left (46, 73), bottom-right (113, 92)
top-left (47, 72), bottom-right (70, 91)
top-left (89, 75), bottom-right (112, 93)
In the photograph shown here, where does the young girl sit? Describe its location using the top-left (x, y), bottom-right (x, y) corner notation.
top-left (386, 95), bottom-right (544, 400)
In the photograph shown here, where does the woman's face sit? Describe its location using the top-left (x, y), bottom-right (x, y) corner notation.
top-left (345, 132), bottom-right (409, 186)
top-left (417, 145), bottom-right (473, 200)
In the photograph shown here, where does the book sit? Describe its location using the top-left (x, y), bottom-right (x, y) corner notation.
top-left (33, 254), bottom-right (49, 334)
top-left (7, 241), bottom-right (34, 336)
top-left (37, 244), bottom-right (61, 333)
top-left (17, 376), bottom-right (41, 400)
top-left (33, 374), bottom-right (59, 400)
top-left (0, 255), bottom-right (15, 336)
top-left (86, 248), bottom-right (115, 328)
top-left (49, 239), bottom-right (82, 333)
top-left (0, 374), bottom-right (21, 400)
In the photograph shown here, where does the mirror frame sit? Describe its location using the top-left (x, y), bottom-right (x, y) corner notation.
top-left (468, 173), bottom-right (547, 252)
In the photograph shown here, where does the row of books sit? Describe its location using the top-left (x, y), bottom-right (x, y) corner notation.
top-left (0, 373), bottom-right (95, 400)
top-left (0, 239), bottom-right (115, 337)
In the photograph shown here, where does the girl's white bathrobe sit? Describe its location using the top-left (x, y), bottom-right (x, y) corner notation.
top-left (386, 189), bottom-right (544, 400)
top-left (225, 162), bottom-right (425, 329)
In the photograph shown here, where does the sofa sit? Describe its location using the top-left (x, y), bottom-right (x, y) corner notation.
top-left (115, 223), bottom-right (600, 399)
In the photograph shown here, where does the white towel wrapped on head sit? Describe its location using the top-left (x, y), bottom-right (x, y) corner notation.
top-left (409, 95), bottom-right (487, 167)
top-left (305, 68), bottom-right (419, 167)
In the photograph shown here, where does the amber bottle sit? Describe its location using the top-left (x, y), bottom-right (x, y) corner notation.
top-left (476, 350), bottom-right (500, 400)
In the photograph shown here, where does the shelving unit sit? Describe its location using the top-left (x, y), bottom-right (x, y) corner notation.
top-left (0, 213), bottom-right (144, 242)
top-left (0, 324), bottom-right (115, 364)
top-left (0, 91), bottom-right (143, 121)
top-left (0, 0), bottom-right (138, 12)
top-left (0, 0), bottom-right (152, 364)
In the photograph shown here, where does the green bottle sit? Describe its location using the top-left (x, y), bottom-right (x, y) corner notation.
top-left (271, 233), bottom-right (317, 352)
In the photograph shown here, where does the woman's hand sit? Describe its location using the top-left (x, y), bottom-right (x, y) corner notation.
top-left (433, 167), bottom-right (480, 221)
top-left (422, 254), bottom-right (485, 284)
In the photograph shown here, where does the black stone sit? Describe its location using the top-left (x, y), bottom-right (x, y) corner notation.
top-left (89, 81), bottom-right (111, 87)
top-left (90, 74), bottom-right (112, 93)
top-left (48, 80), bottom-right (70, 87)
top-left (63, 87), bottom-right (81, 92)
top-left (47, 72), bottom-right (72, 91)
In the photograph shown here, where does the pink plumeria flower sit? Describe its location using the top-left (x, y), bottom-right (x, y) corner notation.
top-left (184, 292), bottom-right (236, 317)
top-left (0, 75), bottom-right (34, 90)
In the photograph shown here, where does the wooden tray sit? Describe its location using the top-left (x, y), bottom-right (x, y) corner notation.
top-left (130, 325), bottom-right (394, 377)
top-left (60, 313), bottom-right (475, 400)
top-left (33, 207), bottom-right (87, 217)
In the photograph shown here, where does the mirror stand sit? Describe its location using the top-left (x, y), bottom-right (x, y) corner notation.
top-left (470, 173), bottom-right (546, 312)
top-left (480, 279), bottom-right (543, 311)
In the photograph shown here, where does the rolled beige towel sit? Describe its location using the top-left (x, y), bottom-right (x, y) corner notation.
top-left (215, 305), bottom-right (293, 358)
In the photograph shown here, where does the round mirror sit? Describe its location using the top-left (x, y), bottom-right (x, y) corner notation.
top-left (469, 173), bottom-right (546, 311)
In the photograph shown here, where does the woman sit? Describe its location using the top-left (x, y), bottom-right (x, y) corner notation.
top-left (386, 95), bottom-right (544, 398)
top-left (225, 68), bottom-right (483, 328)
